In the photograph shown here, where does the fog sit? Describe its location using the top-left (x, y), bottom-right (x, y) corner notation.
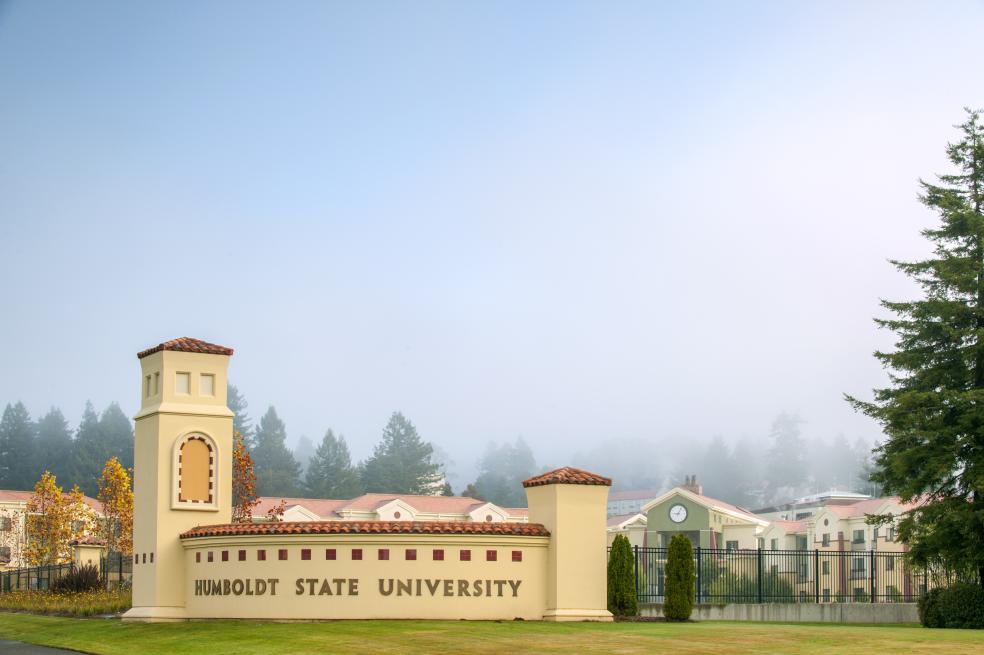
top-left (2, 2), bottom-right (984, 495)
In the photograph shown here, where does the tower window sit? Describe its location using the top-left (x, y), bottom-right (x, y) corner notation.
top-left (145, 375), bottom-right (151, 398)
top-left (153, 372), bottom-right (160, 395)
top-left (176, 372), bottom-right (190, 394)
top-left (200, 374), bottom-right (215, 396)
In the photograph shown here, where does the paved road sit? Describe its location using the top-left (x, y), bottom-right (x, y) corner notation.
top-left (0, 642), bottom-right (83, 654)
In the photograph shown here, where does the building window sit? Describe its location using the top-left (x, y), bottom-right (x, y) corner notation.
top-left (352, 549), bottom-right (362, 560)
top-left (822, 560), bottom-right (830, 575)
top-left (279, 549), bottom-right (288, 561)
top-left (433, 549), bottom-right (444, 561)
top-left (486, 550), bottom-right (497, 562)
top-left (326, 549), bottom-right (336, 560)
top-left (887, 526), bottom-right (896, 542)
top-left (770, 539), bottom-right (778, 551)
top-left (0, 517), bottom-right (11, 532)
top-left (512, 551), bottom-right (522, 562)
top-left (153, 371), bottom-right (160, 395)
top-left (195, 552), bottom-right (200, 563)
top-left (301, 549), bottom-right (311, 561)
top-left (726, 541), bottom-right (739, 551)
top-left (150, 553), bottom-right (154, 563)
top-left (378, 549), bottom-right (389, 561)
top-left (200, 373), bottom-right (215, 396)
top-left (405, 549), bottom-right (416, 561)
top-left (886, 557), bottom-right (894, 571)
top-left (393, 511), bottom-right (401, 519)
top-left (873, 527), bottom-right (880, 543)
top-left (145, 375), bottom-right (152, 398)
top-left (0, 546), bottom-right (11, 563)
top-left (823, 588), bottom-right (831, 603)
top-left (822, 533), bottom-right (830, 547)
top-left (460, 549), bottom-right (471, 561)
top-left (176, 372), bottom-right (190, 394)
top-left (852, 529), bottom-right (865, 545)
top-left (854, 587), bottom-right (866, 602)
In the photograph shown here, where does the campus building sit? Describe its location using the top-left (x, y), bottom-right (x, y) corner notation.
top-left (0, 489), bottom-right (102, 571)
top-left (606, 489), bottom-right (661, 517)
top-left (254, 494), bottom-right (529, 524)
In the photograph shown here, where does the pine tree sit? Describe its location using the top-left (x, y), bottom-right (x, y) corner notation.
top-left (252, 406), bottom-right (302, 497)
top-left (470, 438), bottom-right (536, 507)
top-left (0, 402), bottom-right (36, 490)
top-left (763, 412), bottom-right (807, 504)
top-left (293, 435), bottom-right (316, 475)
top-left (71, 402), bottom-right (104, 495)
top-left (99, 403), bottom-right (133, 470)
top-left (34, 407), bottom-right (73, 485)
top-left (361, 412), bottom-right (441, 495)
top-left (848, 109), bottom-right (984, 584)
top-left (304, 429), bottom-right (363, 498)
top-left (227, 383), bottom-right (253, 447)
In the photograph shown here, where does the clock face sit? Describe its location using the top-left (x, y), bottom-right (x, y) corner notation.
top-left (669, 504), bottom-right (688, 523)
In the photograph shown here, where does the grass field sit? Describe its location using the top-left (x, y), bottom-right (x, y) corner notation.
top-left (0, 614), bottom-right (983, 655)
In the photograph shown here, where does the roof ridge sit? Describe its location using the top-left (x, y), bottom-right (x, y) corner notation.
top-left (523, 466), bottom-right (612, 488)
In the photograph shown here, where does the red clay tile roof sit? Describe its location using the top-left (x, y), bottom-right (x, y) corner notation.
top-left (522, 466), bottom-right (612, 488)
top-left (0, 489), bottom-right (101, 513)
top-left (137, 337), bottom-right (233, 359)
top-left (70, 536), bottom-right (107, 546)
top-left (180, 520), bottom-right (549, 539)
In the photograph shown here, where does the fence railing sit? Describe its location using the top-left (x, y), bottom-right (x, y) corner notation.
top-left (1, 553), bottom-right (132, 593)
top-left (621, 546), bottom-right (940, 604)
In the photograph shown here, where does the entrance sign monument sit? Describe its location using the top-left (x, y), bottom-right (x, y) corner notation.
top-left (123, 337), bottom-right (613, 622)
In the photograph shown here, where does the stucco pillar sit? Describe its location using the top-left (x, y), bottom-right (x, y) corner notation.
top-left (123, 338), bottom-right (234, 621)
top-left (525, 467), bottom-right (613, 621)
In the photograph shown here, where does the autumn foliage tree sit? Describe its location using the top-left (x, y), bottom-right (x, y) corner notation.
top-left (97, 457), bottom-right (133, 555)
top-left (232, 431), bottom-right (259, 523)
top-left (25, 472), bottom-right (93, 565)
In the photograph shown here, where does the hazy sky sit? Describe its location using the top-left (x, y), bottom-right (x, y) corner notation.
top-left (2, 1), bottom-right (984, 485)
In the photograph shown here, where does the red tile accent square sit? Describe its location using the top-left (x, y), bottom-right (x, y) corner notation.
top-left (206, 552), bottom-right (212, 563)
top-left (258, 549), bottom-right (266, 561)
top-left (460, 549), bottom-right (471, 561)
top-left (142, 553), bottom-right (147, 563)
top-left (512, 550), bottom-right (522, 562)
top-left (405, 549), bottom-right (416, 561)
top-left (195, 552), bottom-right (200, 563)
top-left (352, 549), bottom-right (362, 560)
top-left (433, 549), bottom-right (444, 561)
top-left (378, 549), bottom-right (389, 561)
top-left (301, 549), bottom-right (311, 561)
top-left (221, 551), bottom-right (228, 562)
top-left (238, 550), bottom-right (246, 561)
top-left (326, 549), bottom-right (336, 560)
top-left (278, 549), bottom-right (288, 561)
top-left (486, 550), bottom-right (497, 562)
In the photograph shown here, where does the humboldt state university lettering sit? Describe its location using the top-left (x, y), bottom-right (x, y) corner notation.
top-left (194, 579), bottom-right (280, 596)
top-left (378, 579), bottom-right (522, 598)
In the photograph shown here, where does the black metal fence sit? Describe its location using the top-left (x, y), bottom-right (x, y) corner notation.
top-left (622, 546), bottom-right (941, 604)
top-left (0, 553), bottom-right (132, 593)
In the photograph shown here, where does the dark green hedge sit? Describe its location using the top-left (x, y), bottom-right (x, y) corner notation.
top-left (607, 534), bottom-right (638, 617)
top-left (919, 583), bottom-right (984, 629)
top-left (664, 534), bottom-right (695, 621)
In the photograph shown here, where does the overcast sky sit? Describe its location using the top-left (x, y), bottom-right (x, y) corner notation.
top-left (2, 1), bottom-right (984, 484)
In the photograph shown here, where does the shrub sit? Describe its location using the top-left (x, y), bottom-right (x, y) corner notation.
top-left (50, 563), bottom-right (102, 593)
top-left (936, 583), bottom-right (984, 629)
top-left (607, 535), bottom-right (638, 617)
top-left (664, 534), bottom-right (695, 621)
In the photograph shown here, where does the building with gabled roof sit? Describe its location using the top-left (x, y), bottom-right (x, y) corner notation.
top-left (254, 493), bottom-right (529, 525)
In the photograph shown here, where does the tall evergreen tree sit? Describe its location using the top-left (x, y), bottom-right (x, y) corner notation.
top-left (763, 412), bottom-right (807, 504)
top-left (251, 406), bottom-right (302, 497)
top-left (227, 383), bottom-right (253, 447)
top-left (361, 412), bottom-right (441, 495)
top-left (293, 435), bottom-right (316, 475)
top-left (470, 438), bottom-right (536, 507)
top-left (71, 401), bottom-right (104, 495)
top-left (848, 109), bottom-right (984, 584)
top-left (99, 403), bottom-right (133, 470)
top-left (304, 429), bottom-right (363, 498)
top-left (0, 402), bottom-right (36, 490)
top-left (34, 407), bottom-right (73, 484)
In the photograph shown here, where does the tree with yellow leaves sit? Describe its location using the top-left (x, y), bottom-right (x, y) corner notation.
top-left (97, 457), bottom-right (133, 555)
top-left (25, 472), bottom-right (71, 565)
top-left (232, 431), bottom-right (259, 523)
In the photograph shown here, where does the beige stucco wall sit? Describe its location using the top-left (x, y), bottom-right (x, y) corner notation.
top-left (179, 534), bottom-right (548, 620)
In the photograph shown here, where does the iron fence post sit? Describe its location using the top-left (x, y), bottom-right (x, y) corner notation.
top-left (696, 546), bottom-right (702, 605)
top-left (633, 545), bottom-right (639, 602)
top-left (814, 549), bottom-right (820, 603)
top-left (757, 548), bottom-right (763, 603)
top-left (870, 549), bottom-right (876, 603)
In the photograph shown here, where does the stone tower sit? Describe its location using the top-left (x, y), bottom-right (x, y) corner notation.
top-left (123, 337), bottom-right (233, 621)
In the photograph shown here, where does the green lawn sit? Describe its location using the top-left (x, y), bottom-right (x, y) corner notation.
top-left (0, 613), bottom-right (982, 654)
